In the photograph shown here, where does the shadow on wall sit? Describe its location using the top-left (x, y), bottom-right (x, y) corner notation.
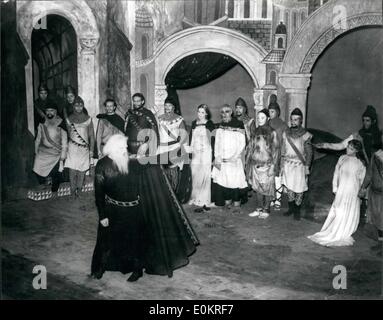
top-left (307, 27), bottom-right (383, 139)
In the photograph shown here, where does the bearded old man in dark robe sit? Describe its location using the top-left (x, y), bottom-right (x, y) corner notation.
top-left (91, 134), bottom-right (145, 282)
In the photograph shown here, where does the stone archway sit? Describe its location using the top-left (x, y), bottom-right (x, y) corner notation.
top-left (279, 0), bottom-right (382, 124)
top-left (153, 26), bottom-right (267, 114)
top-left (17, 0), bottom-right (100, 134)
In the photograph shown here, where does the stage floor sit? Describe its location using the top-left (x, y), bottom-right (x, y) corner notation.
top-left (2, 192), bottom-right (382, 300)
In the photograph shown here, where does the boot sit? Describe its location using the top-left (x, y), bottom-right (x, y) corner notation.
top-left (127, 269), bottom-right (143, 282)
top-left (294, 203), bottom-right (301, 221)
top-left (283, 201), bottom-right (294, 216)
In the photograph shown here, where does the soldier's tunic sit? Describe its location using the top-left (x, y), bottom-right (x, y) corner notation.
top-left (33, 116), bottom-right (67, 177)
top-left (281, 128), bottom-right (313, 194)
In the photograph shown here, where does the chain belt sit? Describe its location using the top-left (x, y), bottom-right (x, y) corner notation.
top-left (105, 194), bottom-right (140, 207)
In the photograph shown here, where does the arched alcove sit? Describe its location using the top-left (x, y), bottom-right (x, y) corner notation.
top-left (307, 26), bottom-right (383, 138)
top-left (153, 26), bottom-right (267, 114)
top-left (17, 0), bottom-right (100, 134)
top-left (141, 34), bottom-right (149, 60)
top-left (140, 73), bottom-right (148, 100)
top-left (32, 14), bottom-right (77, 100)
top-left (279, 0), bottom-right (382, 125)
top-left (269, 70), bottom-right (277, 85)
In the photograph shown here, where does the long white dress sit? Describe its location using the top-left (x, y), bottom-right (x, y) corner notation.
top-left (189, 124), bottom-right (212, 207)
top-left (308, 155), bottom-right (366, 247)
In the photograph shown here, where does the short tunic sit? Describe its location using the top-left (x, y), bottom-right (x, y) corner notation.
top-left (65, 118), bottom-right (92, 172)
top-left (33, 119), bottom-right (67, 177)
top-left (281, 130), bottom-right (312, 193)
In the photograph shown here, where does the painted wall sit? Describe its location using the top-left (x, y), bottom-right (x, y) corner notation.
top-left (177, 63), bottom-right (255, 125)
top-left (86, 0), bottom-right (132, 115)
top-left (307, 27), bottom-right (383, 138)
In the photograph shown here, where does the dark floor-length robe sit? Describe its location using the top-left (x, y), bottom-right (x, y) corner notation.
top-left (91, 157), bottom-right (144, 276)
top-left (124, 106), bottom-right (199, 276)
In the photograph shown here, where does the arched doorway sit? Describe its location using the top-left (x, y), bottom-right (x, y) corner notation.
top-left (279, 0), bottom-right (382, 125)
top-left (307, 26), bottom-right (383, 138)
top-left (165, 52), bottom-right (254, 123)
top-left (153, 26), bottom-right (267, 115)
top-left (17, 0), bottom-right (100, 134)
top-left (32, 14), bottom-right (77, 101)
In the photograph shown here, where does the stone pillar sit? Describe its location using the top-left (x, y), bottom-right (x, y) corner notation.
top-left (253, 88), bottom-right (265, 127)
top-left (278, 73), bottom-right (311, 126)
top-left (25, 58), bottom-right (35, 135)
top-left (154, 84), bottom-right (167, 116)
top-left (79, 38), bottom-right (99, 123)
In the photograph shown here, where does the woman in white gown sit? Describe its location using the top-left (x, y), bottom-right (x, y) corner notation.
top-left (308, 139), bottom-right (366, 247)
top-left (189, 104), bottom-right (215, 213)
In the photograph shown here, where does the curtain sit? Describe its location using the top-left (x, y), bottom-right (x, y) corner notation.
top-left (165, 52), bottom-right (238, 115)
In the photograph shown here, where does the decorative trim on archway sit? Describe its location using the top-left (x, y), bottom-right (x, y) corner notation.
top-left (300, 13), bottom-right (383, 73)
top-left (152, 26), bottom-right (268, 113)
top-left (154, 26), bottom-right (267, 87)
top-left (17, 0), bottom-right (100, 134)
top-left (281, 0), bottom-right (382, 74)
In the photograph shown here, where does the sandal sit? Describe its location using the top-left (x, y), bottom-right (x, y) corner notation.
top-left (249, 208), bottom-right (262, 217)
top-left (259, 210), bottom-right (270, 219)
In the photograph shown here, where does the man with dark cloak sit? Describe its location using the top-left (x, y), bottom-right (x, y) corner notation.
top-left (124, 93), bottom-right (199, 278)
top-left (96, 98), bottom-right (125, 158)
top-left (91, 134), bottom-right (144, 282)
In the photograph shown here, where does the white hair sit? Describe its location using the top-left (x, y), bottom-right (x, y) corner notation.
top-left (102, 134), bottom-right (129, 174)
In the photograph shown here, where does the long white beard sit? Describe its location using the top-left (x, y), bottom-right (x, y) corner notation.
top-left (109, 153), bottom-right (129, 175)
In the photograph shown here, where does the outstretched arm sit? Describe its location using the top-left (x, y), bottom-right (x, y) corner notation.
top-left (316, 134), bottom-right (353, 151)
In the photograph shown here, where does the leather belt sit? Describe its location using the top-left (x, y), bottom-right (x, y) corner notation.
top-left (105, 194), bottom-right (140, 207)
top-left (160, 140), bottom-right (178, 146)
